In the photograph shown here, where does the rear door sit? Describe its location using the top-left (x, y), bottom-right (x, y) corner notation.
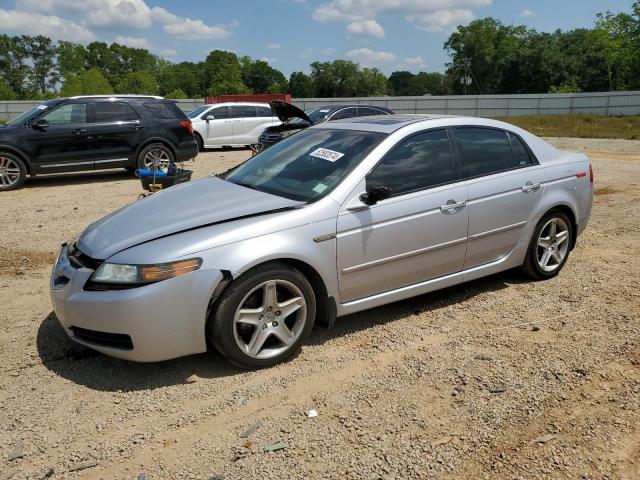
top-left (26, 102), bottom-right (94, 173)
top-left (228, 105), bottom-right (257, 145)
top-left (453, 127), bottom-right (544, 269)
top-left (203, 106), bottom-right (233, 146)
top-left (328, 107), bottom-right (357, 122)
top-left (89, 100), bottom-right (143, 169)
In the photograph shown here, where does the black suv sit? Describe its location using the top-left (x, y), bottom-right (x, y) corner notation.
top-left (0, 95), bottom-right (198, 191)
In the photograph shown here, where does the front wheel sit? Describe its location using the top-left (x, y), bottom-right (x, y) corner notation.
top-left (210, 263), bottom-right (316, 369)
top-left (0, 153), bottom-right (27, 191)
top-left (522, 211), bottom-right (573, 280)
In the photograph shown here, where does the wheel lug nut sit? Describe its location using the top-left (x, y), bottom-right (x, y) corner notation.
top-left (262, 324), bottom-right (267, 330)
top-left (267, 306), bottom-right (273, 312)
top-left (275, 311), bottom-right (281, 316)
top-left (259, 315), bottom-right (263, 320)
top-left (272, 321), bottom-right (278, 327)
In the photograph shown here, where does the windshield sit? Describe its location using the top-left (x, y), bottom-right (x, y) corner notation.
top-left (286, 107), bottom-right (331, 125)
top-left (187, 105), bottom-right (210, 119)
top-left (6, 101), bottom-right (59, 126)
top-left (225, 128), bottom-right (386, 202)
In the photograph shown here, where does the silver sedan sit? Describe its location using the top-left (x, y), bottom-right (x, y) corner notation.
top-left (51, 115), bottom-right (593, 368)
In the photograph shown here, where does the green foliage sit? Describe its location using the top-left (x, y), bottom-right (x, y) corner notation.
top-left (166, 88), bottom-right (188, 99)
top-left (204, 50), bottom-right (250, 96)
top-left (288, 71), bottom-right (314, 97)
top-left (115, 70), bottom-right (159, 95)
top-left (389, 71), bottom-right (449, 95)
top-left (0, 80), bottom-right (16, 100)
top-left (60, 68), bottom-right (113, 96)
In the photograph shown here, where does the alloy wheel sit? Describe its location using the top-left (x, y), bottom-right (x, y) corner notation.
top-left (0, 156), bottom-right (21, 188)
top-left (232, 279), bottom-right (307, 360)
top-left (143, 148), bottom-right (171, 172)
top-left (536, 217), bottom-right (570, 273)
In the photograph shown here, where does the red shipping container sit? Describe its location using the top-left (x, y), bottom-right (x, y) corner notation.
top-left (205, 94), bottom-right (291, 104)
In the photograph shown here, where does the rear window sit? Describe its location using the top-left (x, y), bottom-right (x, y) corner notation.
top-left (143, 101), bottom-right (186, 120)
top-left (94, 102), bottom-right (138, 122)
top-left (256, 106), bottom-right (273, 117)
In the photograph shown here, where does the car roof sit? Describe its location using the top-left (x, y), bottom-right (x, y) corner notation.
top-left (311, 114), bottom-right (457, 133)
top-left (67, 95), bottom-right (165, 100)
top-left (204, 102), bottom-right (270, 107)
top-left (309, 104), bottom-right (393, 113)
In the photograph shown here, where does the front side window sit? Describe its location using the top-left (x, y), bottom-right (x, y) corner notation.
top-left (225, 129), bottom-right (386, 202)
top-left (203, 106), bottom-right (228, 119)
top-left (367, 129), bottom-right (454, 197)
top-left (188, 105), bottom-right (210, 118)
top-left (456, 127), bottom-right (520, 178)
top-left (94, 102), bottom-right (138, 123)
top-left (256, 106), bottom-right (273, 117)
top-left (42, 103), bottom-right (87, 125)
top-left (229, 105), bottom-right (257, 119)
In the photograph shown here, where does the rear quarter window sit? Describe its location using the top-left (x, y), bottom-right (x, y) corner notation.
top-left (143, 101), bottom-right (186, 120)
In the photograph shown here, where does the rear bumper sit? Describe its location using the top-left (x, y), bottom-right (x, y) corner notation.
top-left (50, 244), bottom-right (222, 362)
top-left (175, 139), bottom-right (198, 162)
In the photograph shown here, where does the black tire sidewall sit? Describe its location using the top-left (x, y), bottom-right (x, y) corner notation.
top-left (195, 133), bottom-right (204, 152)
top-left (0, 152), bottom-right (27, 191)
top-left (526, 211), bottom-right (573, 279)
top-left (211, 264), bottom-right (316, 369)
top-left (136, 143), bottom-right (174, 170)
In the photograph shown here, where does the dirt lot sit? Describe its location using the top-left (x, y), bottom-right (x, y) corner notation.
top-left (1, 139), bottom-right (639, 480)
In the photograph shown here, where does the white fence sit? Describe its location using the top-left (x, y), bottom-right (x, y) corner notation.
top-left (1, 91), bottom-right (639, 122)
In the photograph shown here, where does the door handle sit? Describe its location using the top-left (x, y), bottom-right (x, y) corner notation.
top-left (131, 124), bottom-right (143, 130)
top-left (521, 182), bottom-right (541, 193)
top-left (75, 128), bottom-right (87, 135)
top-left (440, 200), bottom-right (466, 213)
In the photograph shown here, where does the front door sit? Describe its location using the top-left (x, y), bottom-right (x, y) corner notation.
top-left (204, 106), bottom-right (234, 146)
top-left (452, 127), bottom-right (544, 269)
top-left (27, 102), bottom-right (93, 173)
top-left (89, 101), bottom-right (143, 169)
top-left (337, 129), bottom-right (469, 303)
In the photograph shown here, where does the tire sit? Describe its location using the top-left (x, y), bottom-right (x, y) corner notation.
top-left (136, 143), bottom-right (174, 171)
top-left (195, 133), bottom-right (205, 152)
top-left (0, 152), bottom-right (27, 191)
top-left (210, 262), bottom-right (316, 369)
top-left (521, 210), bottom-right (574, 280)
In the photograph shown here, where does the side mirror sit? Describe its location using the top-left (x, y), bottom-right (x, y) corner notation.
top-left (360, 185), bottom-right (392, 206)
top-left (205, 115), bottom-right (215, 121)
top-left (32, 118), bottom-right (49, 130)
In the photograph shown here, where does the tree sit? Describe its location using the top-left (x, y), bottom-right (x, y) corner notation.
top-left (158, 61), bottom-right (203, 98)
top-left (166, 88), bottom-right (188, 99)
top-left (240, 57), bottom-right (288, 93)
top-left (203, 50), bottom-right (250, 95)
top-left (26, 35), bottom-right (58, 94)
top-left (115, 70), bottom-right (159, 95)
top-left (0, 35), bottom-right (31, 98)
top-left (57, 41), bottom-right (87, 76)
top-left (355, 68), bottom-right (389, 96)
top-left (0, 80), bottom-right (16, 100)
top-left (60, 68), bottom-right (113, 96)
top-left (289, 71), bottom-right (314, 97)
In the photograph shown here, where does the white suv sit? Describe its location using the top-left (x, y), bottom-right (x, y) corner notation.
top-left (188, 102), bottom-right (281, 150)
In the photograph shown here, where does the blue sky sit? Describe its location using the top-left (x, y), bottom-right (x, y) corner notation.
top-left (0, 0), bottom-right (634, 75)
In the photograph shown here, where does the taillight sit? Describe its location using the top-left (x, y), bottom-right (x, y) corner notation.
top-left (179, 120), bottom-right (193, 135)
top-left (589, 163), bottom-right (594, 184)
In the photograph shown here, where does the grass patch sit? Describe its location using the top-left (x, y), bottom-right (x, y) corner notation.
top-left (495, 115), bottom-right (640, 140)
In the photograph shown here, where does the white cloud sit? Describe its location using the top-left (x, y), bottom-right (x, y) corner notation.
top-left (17, 0), bottom-right (153, 29)
top-left (0, 8), bottom-right (95, 42)
top-left (114, 35), bottom-right (151, 49)
top-left (267, 43), bottom-right (282, 49)
top-left (313, 0), bottom-right (491, 22)
top-left (405, 55), bottom-right (427, 67)
top-left (520, 9), bottom-right (533, 17)
top-left (320, 47), bottom-right (335, 55)
top-left (260, 57), bottom-right (277, 63)
top-left (159, 48), bottom-right (177, 58)
top-left (347, 48), bottom-right (395, 65)
top-left (151, 7), bottom-right (229, 39)
top-left (347, 19), bottom-right (385, 38)
top-left (407, 9), bottom-right (476, 32)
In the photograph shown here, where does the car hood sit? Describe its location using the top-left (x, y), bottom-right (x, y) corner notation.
top-left (270, 101), bottom-right (312, 124)
top-left (77, 176), bottom-right (303, 260)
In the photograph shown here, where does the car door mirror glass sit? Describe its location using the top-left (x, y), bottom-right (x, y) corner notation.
top-left (32, 118), bottom-right (49, 129)
top-left (361, 185), bottom-right (392, 206)
top-left (205, 115), bottom-right (215, 121)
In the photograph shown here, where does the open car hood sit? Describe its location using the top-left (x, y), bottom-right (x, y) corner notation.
top-left (77, 176), bottom-right (302, 260)
top-left (269, 101), bottom-right (312, 124)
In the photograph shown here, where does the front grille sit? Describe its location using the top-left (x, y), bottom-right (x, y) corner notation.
top-left (68, 243), bottom-right (103, 270)
top-left (70, 326), bottom-right (133, 350)
top-left (259, 132), bottom-right (282, 143)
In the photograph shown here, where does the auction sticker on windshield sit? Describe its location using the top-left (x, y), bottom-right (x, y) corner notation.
top-left (309, 148), bottom-right (344, 162)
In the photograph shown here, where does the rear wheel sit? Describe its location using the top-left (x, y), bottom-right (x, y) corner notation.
top-left (137, 143), bottom-right (174, 172)
top-left (195, 133), bottom-right (204, 152)
top-left (210, 263), bottom-right (316, 369)
top-left (0, 153), bottom-right (27, 191)
top-left (522, 211), bottom-right (573, 279)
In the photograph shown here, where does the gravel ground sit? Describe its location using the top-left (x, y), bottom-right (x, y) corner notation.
top-left (1, 139), bottom-right (639, 480)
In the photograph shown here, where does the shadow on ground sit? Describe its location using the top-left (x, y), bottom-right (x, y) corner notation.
top-left (38, 269), bottom-right (528, 392)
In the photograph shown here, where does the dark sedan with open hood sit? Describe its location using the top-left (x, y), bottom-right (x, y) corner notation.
top-left (257, 101), bottom-right (393, 149)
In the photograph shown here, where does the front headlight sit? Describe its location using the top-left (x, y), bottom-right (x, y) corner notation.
top-left (89, 258), bottom-right (202, 288)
